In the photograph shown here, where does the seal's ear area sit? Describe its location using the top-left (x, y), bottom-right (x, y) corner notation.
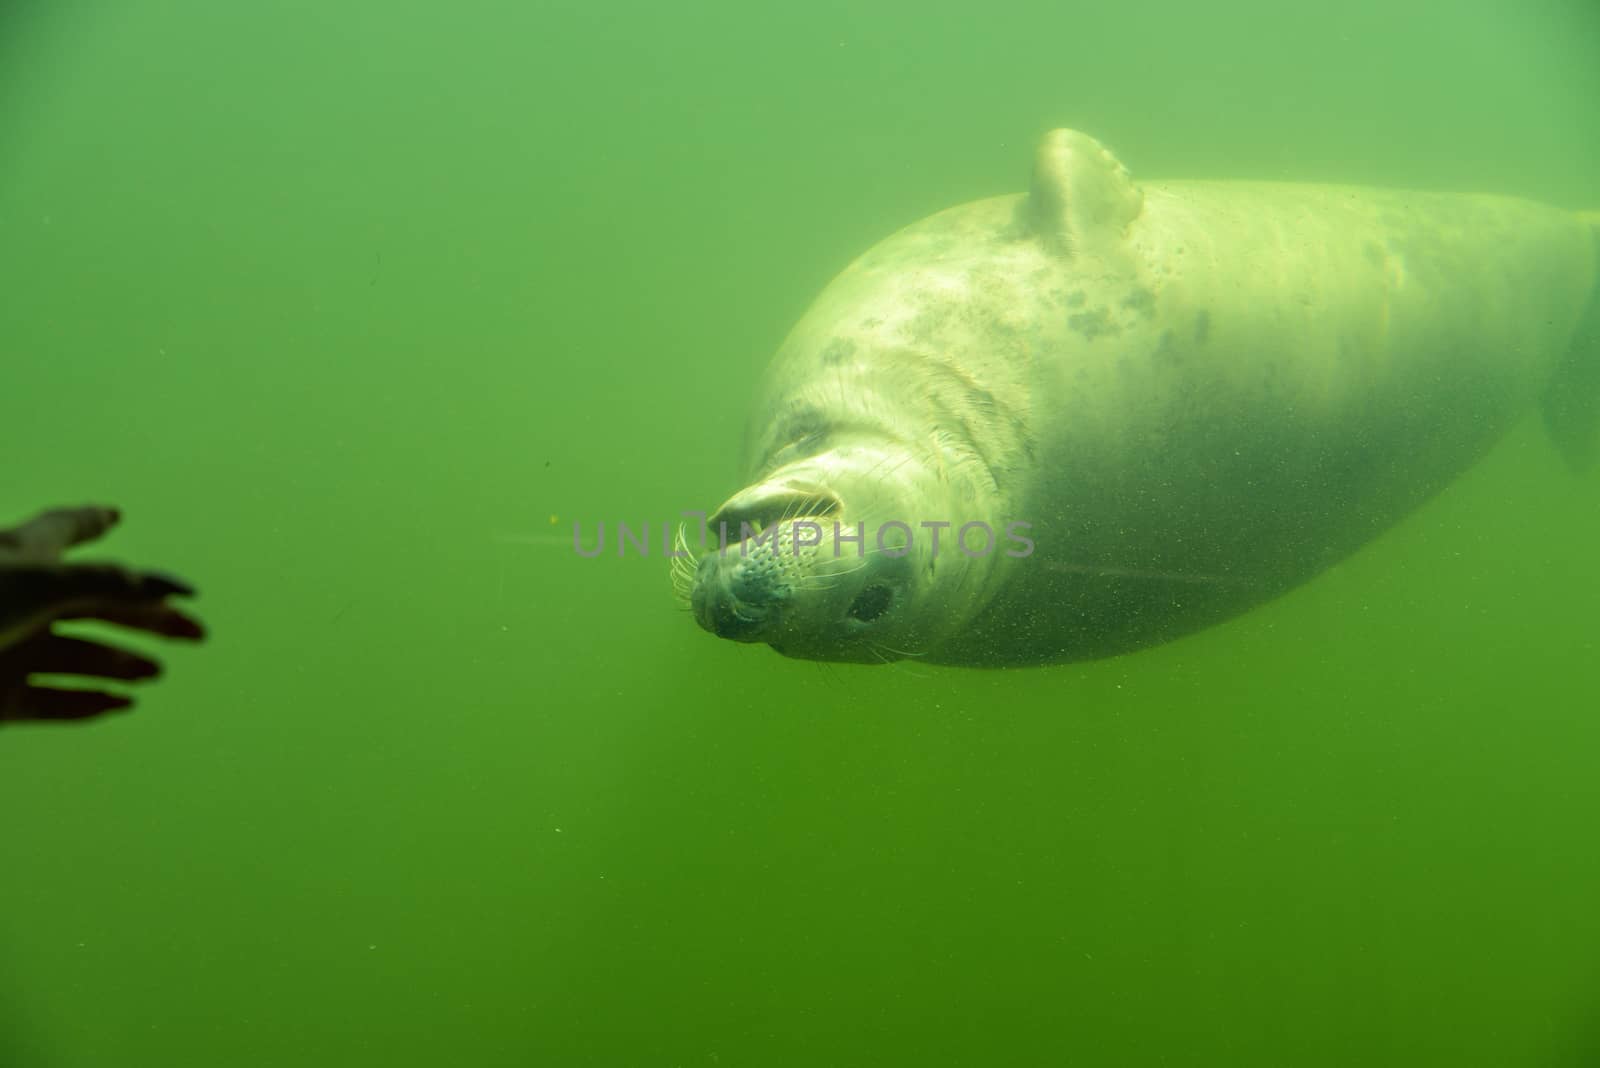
top-left (1024, 129), bottom-right (1144, 258)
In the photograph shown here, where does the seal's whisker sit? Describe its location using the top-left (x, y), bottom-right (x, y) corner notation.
top-left (788, 575), bottom-right (843, 591)
top-left (668, 522), bottom-right (703, 605)
top-left (787, 569), bottom-right (872, 591)
top-left (854, 451), bottom-right (916, 493)
top-left (787, 556), bottom-right (885, 588)
top-left (864, 641), bottom-right (932, 675)
top-left (872, 639), bottom-right (929, 659)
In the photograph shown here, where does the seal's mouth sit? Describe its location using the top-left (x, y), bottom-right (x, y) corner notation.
top-left (691, 555), bottom-right (779, 641)
top-left (689, 536), bottom-right (803, 643)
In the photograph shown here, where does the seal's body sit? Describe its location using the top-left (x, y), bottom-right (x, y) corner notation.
top-left (688, 130), bottom-right (1600, 666)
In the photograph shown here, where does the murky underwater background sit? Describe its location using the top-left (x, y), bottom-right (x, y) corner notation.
top-left (3, 1), bottom-right (1599, 1064)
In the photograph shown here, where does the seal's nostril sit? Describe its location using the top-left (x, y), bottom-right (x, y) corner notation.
top-left (847, 583), bottom-right (893, 623)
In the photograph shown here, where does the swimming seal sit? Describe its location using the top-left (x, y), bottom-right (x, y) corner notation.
top-left (683, 129), bottom-right (1600, 667)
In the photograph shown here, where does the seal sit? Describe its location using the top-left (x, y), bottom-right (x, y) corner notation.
top-left (682, 129), bottom-right (1600, 666)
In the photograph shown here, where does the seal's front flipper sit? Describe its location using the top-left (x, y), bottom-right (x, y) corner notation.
top-left (1541, 212), bottom-right (1600, 473)
top-left (1023, 129), bottom-right (1144, 262)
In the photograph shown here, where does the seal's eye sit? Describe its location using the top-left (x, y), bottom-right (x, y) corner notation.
top-left (848, 583), bottom-right (893, 623)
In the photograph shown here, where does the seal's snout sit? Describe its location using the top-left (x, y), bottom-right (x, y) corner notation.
top-left (689, 466), bottom-right (930, 660)
top-left (687, 509), bottom-right (919, 661)
top-left (690, 549), bottom-right (790, 643)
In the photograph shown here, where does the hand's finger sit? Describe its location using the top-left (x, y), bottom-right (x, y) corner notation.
top-left (0, 686), bottom-right (132, 723)
top-left (0, 565), bottom-right (203, 653)
top-left (9, 633), bottom-right (162, 681)
top-left (59, 600), bottom-right (207, 641)
top-left (0, 506), bottom-right (120, 559)
top-left (134, 569), bottom-right (195, 598)
top-left (58, 563), bottom-right (197, 601)
top-left (1, 563), bottom-right (198, 606)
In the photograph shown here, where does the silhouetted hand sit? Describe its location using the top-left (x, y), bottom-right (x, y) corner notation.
top-left (0, 506), bottom-right (204, 725)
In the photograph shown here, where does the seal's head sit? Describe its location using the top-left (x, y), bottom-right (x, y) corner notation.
top-left (680, 436), bottom-right (997, 664)
top-left (679, 134), bottom-right (1095, 664)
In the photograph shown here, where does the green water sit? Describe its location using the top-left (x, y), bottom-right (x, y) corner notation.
top-left (3, 1), bottom-right (1599, 1064)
